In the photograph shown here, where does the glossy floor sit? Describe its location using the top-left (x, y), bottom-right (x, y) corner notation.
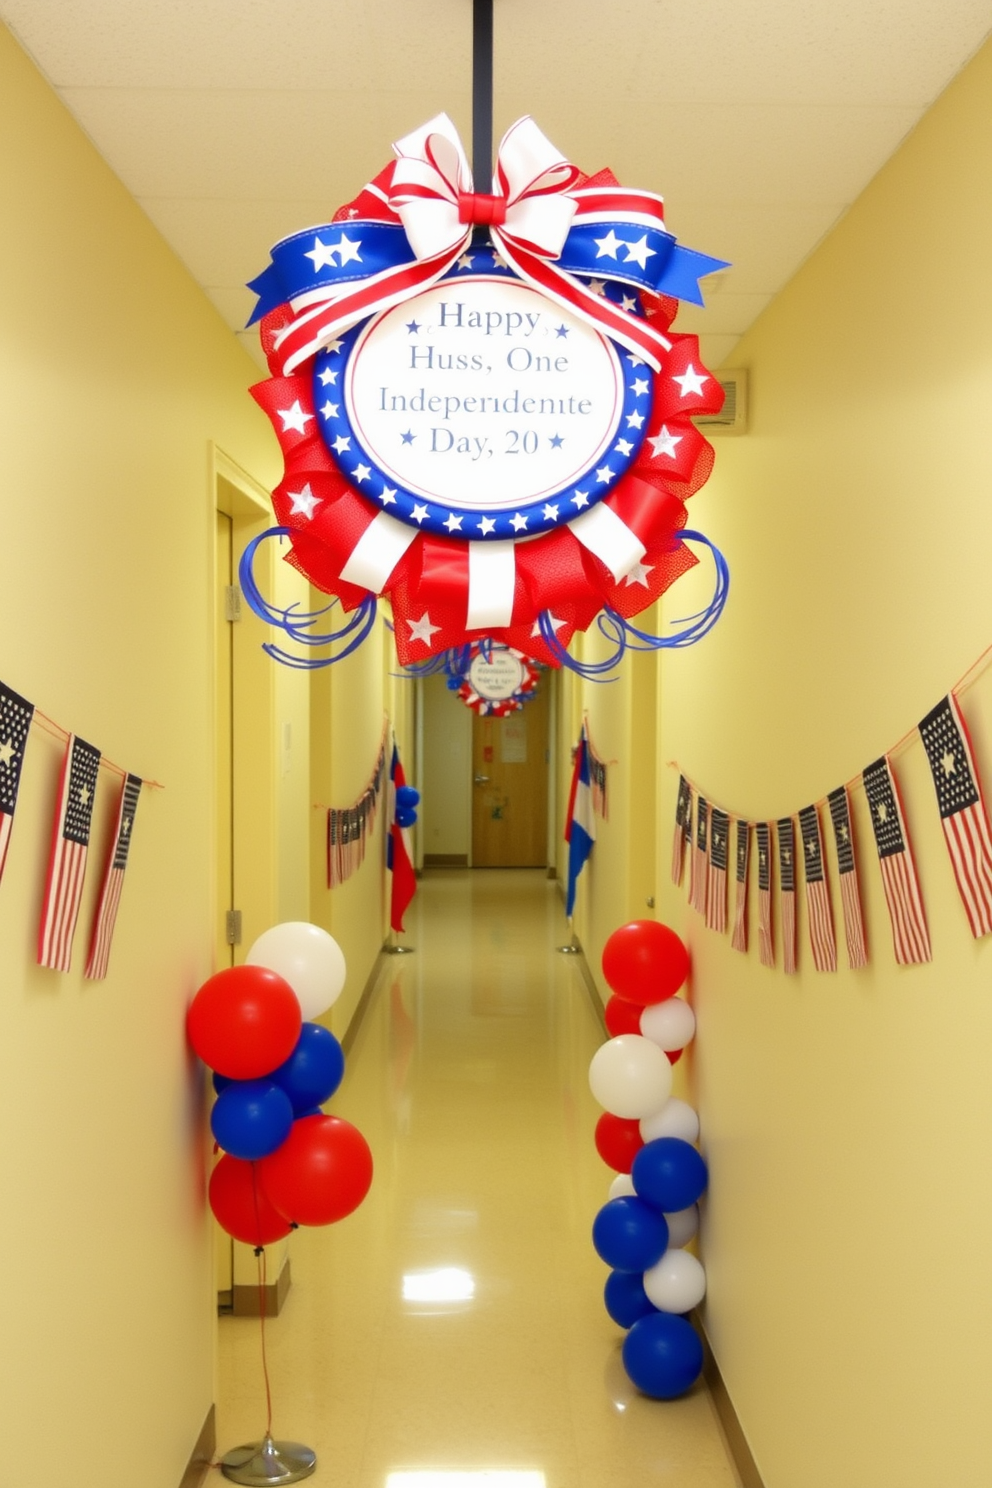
top-left (216, 870), bottom-right (740, 1488)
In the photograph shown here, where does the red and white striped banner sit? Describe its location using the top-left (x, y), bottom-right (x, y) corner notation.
top-left (706, 807), bottom-right (729, 932)
top-left (671, 776), bottom-right (692, 886)
top-left (756, 822), bottom-right (774, 968)
top-left (777, 817), bottom-right (798, 975)
top-left (827, 786), bottom-right (868, 970)
top-left (690, 797), bottom-right (709, 915)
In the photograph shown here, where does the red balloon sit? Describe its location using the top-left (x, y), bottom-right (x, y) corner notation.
top-left (601, 921), bottom-right (689, 1006)
top-left (594, 1112), bottom-right (644, 1173)
top-left (209, 1154), bottom-right (292, 1246)
top-left (187, 965), bottom-right (302, 1079)
top-left (604, 995), bottom-right (643, 1037)
top-left (666, 1046), bottom-right (683, 1066)
top-left (259, 1114), bottom-right (373, 1226)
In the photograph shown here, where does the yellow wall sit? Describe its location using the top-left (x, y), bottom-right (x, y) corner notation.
top-left (0, 22), bottom-right (298, 1482)
top-left (421, 672), bottom-right (473, 859)
top-left (654, 36), bottom-right (992, 1488)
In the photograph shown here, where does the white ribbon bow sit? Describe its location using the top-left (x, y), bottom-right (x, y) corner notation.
top-left (389, 113), bottom-right (579, 264)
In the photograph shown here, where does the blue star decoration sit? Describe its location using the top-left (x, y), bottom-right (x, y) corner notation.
top-left (310, 269), bottom-right (653, 543)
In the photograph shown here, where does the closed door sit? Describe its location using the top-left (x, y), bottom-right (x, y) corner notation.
top-left (471, 686), bottom-right (549, 866)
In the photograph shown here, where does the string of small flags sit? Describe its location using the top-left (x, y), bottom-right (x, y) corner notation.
top-left (325, 722), bottom-right (389, 889)
top-left (670, 648), bottom-right (992, 970)
top-left (0, 677), bottom-right (160, 980)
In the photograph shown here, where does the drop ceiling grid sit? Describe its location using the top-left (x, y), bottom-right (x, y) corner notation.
top-left (2, 0), bottom-right (991, 367)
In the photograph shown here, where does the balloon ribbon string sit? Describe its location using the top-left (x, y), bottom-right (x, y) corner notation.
top-left (251, 1166), bottom-right (274, 1440)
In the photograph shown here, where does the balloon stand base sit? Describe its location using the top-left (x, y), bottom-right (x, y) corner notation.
top-left (220, 1435), bottom-right (316, 1485)
top-left (557, 938), bottom-right (580, 954)
top-left (385, 942), bottom-right (415, 955)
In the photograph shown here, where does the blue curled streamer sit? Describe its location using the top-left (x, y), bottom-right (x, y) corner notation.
top-left (534, 529), bottom-right (729, 680)
top-left (238, 526), bottom-right (379, 670)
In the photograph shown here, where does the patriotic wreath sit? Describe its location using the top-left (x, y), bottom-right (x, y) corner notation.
top-left (243, 115), bottom-right (729, 672)
top-left (451, 643), bottom-right (540, 717)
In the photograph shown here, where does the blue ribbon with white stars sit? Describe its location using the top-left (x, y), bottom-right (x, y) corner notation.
top-left (247, 219), bottom-right (726, 324)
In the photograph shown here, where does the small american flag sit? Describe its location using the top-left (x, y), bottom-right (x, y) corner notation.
top-left (862, 756), bottom-right (931, 965)
top-left (690, 796), bottom-right (709, 914)
top-left (672, 775), bottom-right (692, 886)
top-left (799, 804), bottom-right (836, 972)
top-left (706, 807), bottom-right (729, 932)
top-left (777, 817), bottom-right (798, 974)
top-left (0, 680), bottom-right (35, 885)
top-left (38, 734), bottom-right (101, 972)
top-left (918, 695), bottom-right (992, 939)
top-left (85, 773), bottom-right (142, 980)
top-left (827, 785), bottom-right (868, 969)
top-left (756, 822), bottom-right (774, 967)
top-left (731, 819), bottom-right (750, 952)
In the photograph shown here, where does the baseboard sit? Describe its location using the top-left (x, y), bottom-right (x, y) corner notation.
top-left (696, 1317), bottom-right (765, 1488)
top-left (423, 853), bottom-right (469, 867)
top-left (179, 1403), bottom-right (215, 1488)
top-left (232, 1257), bottom-right (292, 1318)
top-left (562, 930), bottom-right (606, 1029)
top-left (341, 944), bottom-right (389, 1056)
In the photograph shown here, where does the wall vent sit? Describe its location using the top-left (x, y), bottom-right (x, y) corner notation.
top-left (695, 369), bottom-right (748, 435)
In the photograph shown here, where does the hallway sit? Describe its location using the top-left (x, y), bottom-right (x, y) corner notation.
top-left (216, 870), bottom-right (739, 1488)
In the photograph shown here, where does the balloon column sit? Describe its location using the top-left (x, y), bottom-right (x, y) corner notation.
top-left (187, 922), bottom-right (373, 1245)
top-left (589, 920), bottom-right (709, 1399)
top-left (394, 784), bottom-right (420, 830)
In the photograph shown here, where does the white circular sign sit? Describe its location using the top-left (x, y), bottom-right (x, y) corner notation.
top-left (345, 277), bottom-right (624, 510)
top-left (468, 649), bottom-right (526, 701)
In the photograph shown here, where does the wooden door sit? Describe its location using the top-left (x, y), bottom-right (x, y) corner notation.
top-left (472, 685), bottom-right (549, 866)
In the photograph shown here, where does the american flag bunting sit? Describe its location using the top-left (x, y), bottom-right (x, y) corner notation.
top-left (706, 807), bottom-right (729, 932)
top-left (672, 775), bottom-right (692, 886)
top-left (38, 734), bottom-right (101, 972)
top-left (0, 680), bottom-right (35, 885)
top-left (862, 756), bottom-right (931, 965)
top-left (756, 822), bottom-right (774, 966)
top-left (731, 819), bottom-right (750, 952)
top-left (85, 773), bottom-right (142, 980)
top-left (827, 785), bottom-right (868, 969)
top-left (777, 817), bottom-right (798, 974)
top-left (918, 695), bottom-right (992, 938)
top-left (690, 797), bottom-right (709, 914)
top-left (799, 804), bottom-right (836, 972)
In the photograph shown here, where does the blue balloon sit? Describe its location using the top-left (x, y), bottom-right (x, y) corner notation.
top-left (604, 1270), bottom-right (657, 1329)
top-left (396, 785), bottom-right (420, 808)
top-left (592, 1197), bottom-right (669, 1273)
top-left (622, 1312), bottom-right (704, 1399)
top-left (270, 1022), bottom-right (345, 1115)
top-left (211, 1079), bottom-right (294, 1161)
top-left (395, 806), bottom-right (417, 828)
top-left (632, 1138), bottom-right (708, 1214)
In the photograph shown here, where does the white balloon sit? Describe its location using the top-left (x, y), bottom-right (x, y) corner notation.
top-left (640, 997), bottom-right (696, 1051)
top-left (639, 1098), bottom-right (700, 1146)
top-left (643, 1248), bottom-right (706, 1314)
top-left (246, 921), bottom-right (346, 1020)
top-left (608, 1172), bottom-right (637, 1201)
top-left (588, 1035), bottom-right (673, 1120)
top-left (663, 1205), bottom-right (699, 1249)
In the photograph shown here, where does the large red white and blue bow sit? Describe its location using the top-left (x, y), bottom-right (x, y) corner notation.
top-left (252, 114), bottom-right (727, 375)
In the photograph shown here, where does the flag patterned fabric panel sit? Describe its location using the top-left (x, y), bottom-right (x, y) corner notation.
top-left (38, 735), bottom-right (101, 972)
top-left (85, 773), bottom-right (142, 981)
top-left (707, 807), bottom-right (729, 932)
top-left (756, 821), bottom-right (774, 967)
top-left (672, 775), bottom-right (692, 886)
top-left (827, 784), bottom-right (868, 969)
top-left (918, 695), bottom-right (992, 938)
top-left (862, 756), bottom-right (931, 965)
top-left (777, 817), bottom-right (797, 974)
top-left (0, 681), bottom-right (35, 884)
top-left (799, 804), bottom-right (837, 972)
top-left (731, 818), bottom-right (750, 952)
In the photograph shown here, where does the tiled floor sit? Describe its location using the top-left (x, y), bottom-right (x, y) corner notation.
top-left (216, 869), bottom-right (740, 1488)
